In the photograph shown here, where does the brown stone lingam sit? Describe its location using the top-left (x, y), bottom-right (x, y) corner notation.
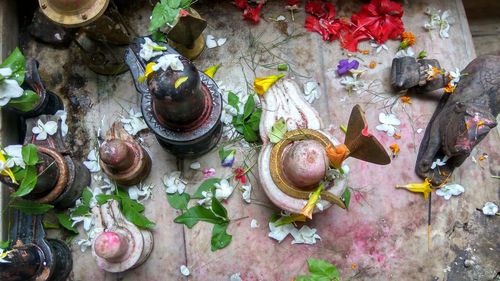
top-left (91, 200), bottom-right (153, 272)
top-left (99, 122), bottom-right (151, 186)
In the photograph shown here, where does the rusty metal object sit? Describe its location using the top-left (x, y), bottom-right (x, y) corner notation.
top-left (38, 0), bottom-right (110, 28)
top-left (99, 122), bottom-right (151, 186)
top-left (22, 115), bottom-right (90, 208)
top-left (0, 211), bottom-right (72, 281)
top-left (390, 55), bottom-right (500, 185)
top-left (91, 200), bottom-right (153, 272)
top-left (124, 38), bottom-right (222, 158)
top-left (166, 9), bottom-right (207, 60)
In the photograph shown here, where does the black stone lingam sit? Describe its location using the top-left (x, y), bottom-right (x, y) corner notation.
top-left (124, 38), bottom-right (222, 158)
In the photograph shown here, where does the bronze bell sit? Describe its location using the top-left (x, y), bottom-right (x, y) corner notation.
top-left (38, 0), bottom-right (110, 27)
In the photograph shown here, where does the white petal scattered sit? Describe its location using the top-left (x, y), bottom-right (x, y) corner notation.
top-left (83, 149), bottom-right (101, 173)
top-left (482, 202), bottom-right (498, 216)
top-left (206, 35), bottom-right (227, 49)
top-left (250, 219), bottom-right (259, 229)
top-left (153, 54), bottom-right (184, 72)
top-left (424, 8), bottom-right (453, 39)
top-left (180, 265), bottom-right (190, 276)
top-left (128, 183), bottom-right (154, 202)
top-left (268, 222), bottom-right (295, 243)
top-left (139, 37), bottom-right (165, 61)
top-left (4, 145), bottom-right (25, 169)
top-left (394, 46), bottom-right (415, 58)
top-left (340, 75), bottom-right (364, 94)
top-left (120, 108), bottom-right (148, 136)
top-left (435, 183), bottom-right (464, 200)
top-left (214, 179), bottom-right (235, 201)
top-left (54, 110), bottom-right (68, 137)
top-left (163, 171), bottom-right (186, 194)
top-left (190, 161), bottom-right (201, 170)
top-left (290, 225), bottom-right (321, 245)
top-left (370, 41), bottom-right (388, 53)
top-left (417, 128), bottom-right (423, 134)
top-left (32, 119), bottom-right (58, 141)
top-left (0, 79), bottom-right (24, 106)
top-left (303, 81), bottom-right (321, 103)
top-left (431, 155), bottom-right (449, 170)
top-left (376, 112), bottom-right (401, 137)
top-left (230, 273), bottom-right (243, 281)
top-left (241, 184), bottom-right (252, 203)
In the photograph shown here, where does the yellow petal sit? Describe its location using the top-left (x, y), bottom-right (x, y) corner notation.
top-left (175, 76), bottom-right (188, 89)
top-left (300, 184), bottom-right (324, 219)
top-left (203, 64), bottom-right (221, 79)
top-left (0, 150), bottom-right (17, 184)
top-left (396, 178), bottom-right (433, 200)
top-left (138, 62), bottom-right (157, 83)
top-left (253, 73), bottom-right (285, 96)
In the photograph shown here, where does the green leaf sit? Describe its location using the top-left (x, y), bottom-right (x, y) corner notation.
top-left (149, 1), bottom-right (178, 32)
top-left (7, 90), bottom-right (40, 112)
top-left (11, 165), bottom-right (37, 197)
top-left (242, 125), bottom-right (258, 142)
top-left (274, 214), bottom-right (307, 227)
top-left (341, 188), bottom-right (351, 209)
top-left (82, 188), bottom-right (93, 207)
top-left (307, 258), bottom-right (340, 280)
top-left (21, 144), bottom-right (38, 166)
top-left (227, 91), bottom-right (239, 111)
top-left (277, 63), bottom-right (288, 71)
top-left (151, 31), bottom-right (167, 42)
top-left (0, 240), bottom-right (10, 249)
top-left (268, 117), bottom-right (287, 143)
top-left (0, 47), bottom-right (26, 85)
top-left (122, 207), bottom-right (156, 229)
top-left (174, 205), bottom-right (225, 228)
top-left (10, 201), bottom-right (53, 215)
top-left (192, 178), bottom-right (221, 199)
top-left (70, 205), bottom-right (90, 217)
top-left (417, 50), bottom-right (427, 59)
top-left (167, 192), bottom-right (190, 210)
top-left (121, 196), bottom-right (145, 213)
top-left (211, 197), bottom-right (228, 220)
top-left (13, 167), bottom-right (27, 182)
top-left (43, 220), bottom-right (60, 229)
top-left (179, 0), bottom-right (191, 8)
top-left (247, 108), bottom-right (262, 131)
top-left (211, 223), bottom-right (232, 251)
top-left (55, 213), bottom-right (79, 234)
top-left (167, 0), bottom-right (181, 8)
top-left (218, 147), bottom-right (235, 163)
top-left (243, 95), bottom-right (255, 119)
top-left (95, 194), bottom-right (117, 205)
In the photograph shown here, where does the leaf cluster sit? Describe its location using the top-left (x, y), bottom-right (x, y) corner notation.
top-left (149, 0), bottom-right (192, 32)
top-left (11, 144), bottom-right (40, 198)
top-left (229, 92), bottom-right (262, 143)
top-left (295, 258), bottom-right (340, 281)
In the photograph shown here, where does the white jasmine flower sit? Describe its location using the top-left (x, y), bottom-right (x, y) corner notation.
top-left (0, 249), bottom-right (11, 263)
top-left (370, 41), bottom-right (388, 53)
top-left (0, 67), bottom-right (13, 77)
top-left (71, 213), bottom-right (95, 232)
top-left (128, 183), bottom-right (154, 202)
top-left (83, 149), bottom-right (101, 173)
top-left (139, 37), bottom-right (166, 61)
top-left (250, 219), bottom-right (259, 228)
top-left (0, 67), bottom-right (23, 106)
top-left (375, 112), bottom-right (401, 137)
top-left (4, 145), bottom-right (25, 168)
top-left (431, 155), bottom-right (449, 170)
top-left (221, 109), bottom-right (234, 125)
top-left (120, 109), bottom-right (148, 136)
top-left (241, 184), bottom-right (252, 203)
top-left (76, 239), bottom-right (92, 252)
top-left (417, 128), bottom-right (424, 134)
top-left (163, 171), bottom-right (185, 194)
top-left (424, 8), bottom-right (453, 39)
top-left (197, 190), bottom-right (213, 207)
top-left (54, 110), bottom-right (68, 137)
top-left (206, 35), bottom-right (227, 49)
top-left (340, 75), bottom-right (364, 94)
top-left (214, 179), bottom-right (235, 200)
top-left (152, 54), bottom-right (184, 72)
top-left (303, 81), bottom-right (321, 103)
top-left (395, 46), bottom-right (415, 58)
top-left (190, 162), bottom-right (201, 170)
top-left (230, 273), bottom-right (243, 281)
top-left (290, 225), bottom-right (321, 245)
top-left (32, 119), bottom-right (58, 140)
top-left (268, 222), bottom-right (295, 243)
top-left (449, 68), bottom-right (461, 87)
top-left (180, 265), bottom-right (190, 276)
top-left (482, 202), bottom-right (498, 216)
top-left (436, 183), bottom-right (464, 200)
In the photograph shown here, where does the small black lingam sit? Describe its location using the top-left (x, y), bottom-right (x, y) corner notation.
top-left (125, 38), bottom-right (222, 158)
top-left (391, 55), bottom-right (499, 185)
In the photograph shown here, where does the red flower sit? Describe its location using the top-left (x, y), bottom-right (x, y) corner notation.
top-left (286, 0), bottom-right (300, 6)
top-left (234, 167), bottom-right (247, 185)
top-left (305, 1), bottom-right (335, 20)
top-left (243, 2), bottom-right (264, 24)
top-left (234, 0), bottom-right (248, 10)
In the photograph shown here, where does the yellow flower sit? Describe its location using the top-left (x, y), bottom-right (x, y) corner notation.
top-left (389, 143), bottom-right (400, 157)
top-left (300, 184), bottom-right (324, 219)
top-left (138, 62), bottom-right (157, 83)
top-left (203, 64), bottom-right (221, 79)
top-left (396, 178), bottom-right (433, 201)
top-left (0, 150), bottom-right (17, 184)
top-left (444, 83), bottom-right (456, 93)
top-left (426, 65), bottom-right (443, 81)
top-left (253, 73), bottom-right (285, 96)
top-left (401, 95), bottom-right (412, 104)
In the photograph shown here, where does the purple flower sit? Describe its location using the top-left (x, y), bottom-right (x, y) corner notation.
top-left (221, 149), bottom-right (236, 167)
top-left (337, 59), bottom-right (359, 76)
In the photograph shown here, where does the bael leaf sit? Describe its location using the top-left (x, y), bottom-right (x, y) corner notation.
top-left (122, 207), bottom-right (156, 229)
top-left (307, 258), bottom-right (340, 280)
top-left (55, 213), bottom-right (79, 234)
top-left (242, 125), bottom-right (258, 143)
top-left (192, 178), bottom-right (221, 199)
top-left (11, 165), bottom-right (37, 197)
top-left (174, 205), bottom-right (225, 228)
top-left (341, 188), bottom-right (351, 209)
top-left (268, 117), bottom-right (287, 143)
top-left (21, 144), bottom-right (38, 166)
top-left (167, 192), bottom-right (190, 210)
top-left (0, 47), bottom-right (26, 85)
top-left (211, 223), bottom-right (232, 251)
top-left (82, 188), bottom-right (93, 207)
top-left (71, 205), bottom-right (90, 217)
top-left (211, 197), bottom-right (228, 220)
top-left (10, 201), bottom-right (53, 215)
top-left (243, 95), bottom-right (255, 120)
top-left (149, 1), bottom-right (178, 32)
top-left (95, 194), bottom-right (118, 206)
top-left (227, 91), bottom-right (239, 111)
top-left (247, 108), bottom-right (262, 131)
top-left (7, 90), bottom-right (40, 112)
top-left (167, 0), bottom-right (181, 8)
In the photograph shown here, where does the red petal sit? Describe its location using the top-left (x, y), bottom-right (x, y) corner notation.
top-left (323, 2), bottom-right (336, 21)
top-left (340, 29), bottom-right (371, 52)
top-left (287, 0), bottom-right (300, 6)
top-left (234, 0), bottom-right (248, 10)
top-left (305, 1), bottom-right (324, 17)
top-left (242, 3), bottom-right (263, 24)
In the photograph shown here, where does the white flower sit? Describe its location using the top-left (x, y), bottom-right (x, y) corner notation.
top-left (394, 46), bottom-right (415, 58)
top-left (417, 128), bottom-right (424, 134)
top-left (482, 202), bottom-right (498, 216)
top-left (431, 155), bottom-right (449, 170)
top-left (139, 37), bottom-right (165, 61)
top-left (32, 119), bottom-right (58, 140)
top-left (197, 190), bottom-right (213, 207)
top-left (375, 112), bottom-right (401, 137)
top-left (230, 273), bottom-right (243, 281)
top-left (83, 149), bottom-right (101, 173)
top-left (241, 184), bottom-right (252, 203)
top-left (340, 75), bottom-right (364, 94)
top-left (424, 8), bottom-right (453, 39)
top-left (128, 183), bottom-right (154, 202)
top-left (76, 239), bottom-right (92, 252)
top-left (206, 35), bottom-right (227, 49)
top-left (214, 179), bottom-right (234, 200)
top-left (121, 109), bottom-right (148, 136)
top-left (290, 225), bottom-right (321, 245)
top-left (190, 162), bottom-right (201, 170)
top-left (4, 145), bottom-right (25, 168)
top-left (268, 222), bottom-right (295, 243)
top-left (152, 54), bottom-right (184, 72)
top-left (54, 110), bottom-right (68, 137)
top-left (303, 81), bottom-right (321, 103)
top-left (370, 41), bottom-right (388, 53)
top-left (0, 248), bottom-right (11, 263)
top-left (449, 68), bottom-right (461, 87)
top-left (436, 183), bottom-right (464, 200)
top-left (0, 67), bottom-right (23, 106)
top-left (180, 265), bottom-right (190, 276)
top-left (250, 219), bottom-right (259, 228)
top-left (163, 171), bottom-right (185, 194)
top-left (221, 109), bottom-right (234, 125)
top-left (71, 214), bottom-right (94, 232)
